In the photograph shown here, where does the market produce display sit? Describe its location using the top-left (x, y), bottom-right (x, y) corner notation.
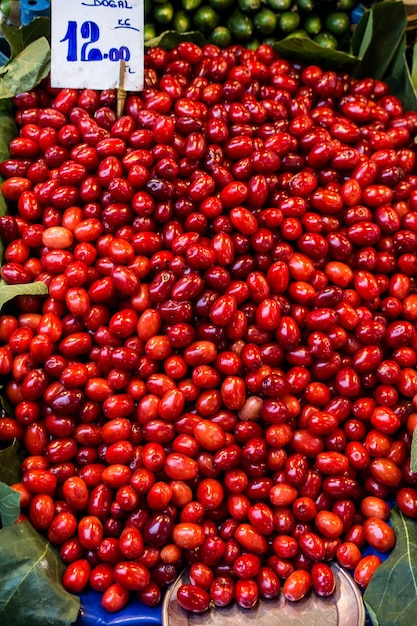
top-left (1, 0), bottom-right (365, 51)
top-left (144, 0), bottom-right (366, 49)
top-left (2, 29), bottom-right (417, 625)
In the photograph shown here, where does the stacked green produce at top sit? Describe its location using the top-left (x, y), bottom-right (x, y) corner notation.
top-left (145, 0), bottom-right (374, 49)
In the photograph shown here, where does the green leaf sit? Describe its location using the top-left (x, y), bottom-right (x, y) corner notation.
top-left (0, 441), bottom-right (23, 526)
top-left (1, 17), bottom-right (51, 58)
top-left (0, 483), bottom-right (20, 527)
top-left (0, 110), bottom-right (17, 163)
top-left (0, 521), bottom-right (80, 626)
top-left (0, 395), bottom-right (14, 422)
top-left (364, 507), bottom-right (417, 626)
top-left (350, 8), bottom-right (372, 58)
top-left (0, 109), bottom-right (16, 260)
top-left (144, 29), bottom-right (207, 49)
top-left (0, 99), bottom-right (14, 112)
top-left (0, 439), bottom-right (23, 486)
top-left (0, 37), bottom-right (51, 99)
top-left (411, 428), bottom-right (417, 473)
top-left (354, 1), bottom-right (407, 80)
top-left (412, 43), bottom-right (417, 92)
top-left (273, 36), bottom-right (359, 71)
top-left (384, 35), bottom-right (417, 112)
top-left (0, 280), bottom-right (48, 311)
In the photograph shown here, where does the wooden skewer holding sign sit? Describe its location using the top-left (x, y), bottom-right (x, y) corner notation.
top-left (117, 60), bottom-right (127, 119)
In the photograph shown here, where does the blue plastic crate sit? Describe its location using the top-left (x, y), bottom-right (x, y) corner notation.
top-left (20, 0), bottom-right (50, 25)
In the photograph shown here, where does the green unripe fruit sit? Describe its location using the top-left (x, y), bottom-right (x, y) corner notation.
top-left (296, 0), bottom-right (315, 13)
top-left (228, 9), bottom-right (254, 41)
top-left (144, 23), bottom-right (156, 40)
top-left (0, 0), bottom-right (11, 16)
top-left (238, 0), bottom-right (262, 14)
top-left (254, 8), bottom-right (277, 35)
top-left (324, 10), bottom-right (350, 36)
top-left (314, 31), bottom-right (338, 48)
top-left (267, 0), bottom-right (291, 10)
top-left (247, 38), bottom-right (261, 49)
top-left (173, 10), bottom-right (192, 33)
top-left (193, 5), bottom-right (220, 32)
top-left (182, 0), bottom-right (203, 11)
top-left (337, 0), bottom-right (356, 11)
top-left (153, 2), bottom-right (174, 25)
top-left (209, 26), bottom-right (232, 46)
top-left (279, 11), bottom-right (301, 33)
top-left (303, 14), bottom-right (322, 36)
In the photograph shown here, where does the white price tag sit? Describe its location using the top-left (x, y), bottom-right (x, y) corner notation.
top-left (50, 0), bottom-right (144, 91)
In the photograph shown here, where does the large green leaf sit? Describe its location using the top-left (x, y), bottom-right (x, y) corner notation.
top-left (1, 17), bottom-right (51, 59)
top-left (0, 109), bottom-right (18, 237)
top-left (0, 280), bottom-right (48, 311)
top-left (350, 7), bottom-right (372, 59)
top-left (0, 439), bottom-right (22, 486)
top-left (0, 37), bottom-right (51, 99)
top-left (354, 1), bottom-right (407, 80)
top-left (0, 441), bottom-right (23, 527)
top-left (0, 111), bottom-right (17, 164)
top-left (364, 507), bottom-right (417, 626)
top-left (144, 30), bottom-right (207, 49)
top-left (0, 483), bottom-right (20, 527)
top-left (384, 34), bottom-right (417, 113)
top-left (0, 521), bottom-right (80, 626)
top-left (273, 36), bottom-right (359, 71)
top-left (412, 43), bottom-right (417, 93)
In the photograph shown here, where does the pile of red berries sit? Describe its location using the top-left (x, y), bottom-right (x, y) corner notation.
top-left (1, 42), bottom-right (417, 614)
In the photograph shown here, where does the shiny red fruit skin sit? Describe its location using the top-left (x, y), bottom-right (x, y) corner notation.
top-left (176, 584), bottom-right (210, 613)
top-left (311, 563), bottom-right (335, 597)
top-left (354, 555), bottom-right (382, 588)
top-left (283, 569), bottom-right (312, 601)
top-left (4, 47), bottom-right (417, 618)
top-left (62, 559), bottom-right (91, 593)
top-left (113, 561), bottom-right (150, 590)
top-left (101, 583), bottom-right (130, 613)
